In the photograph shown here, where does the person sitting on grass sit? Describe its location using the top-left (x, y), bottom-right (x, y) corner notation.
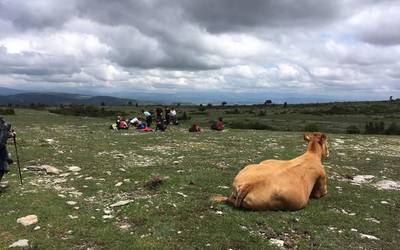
top-left (155, 117), bottom-right (167, 132)
top-left (211, 117), bottom-right (225, 131)
top-left (118, 118), bottom-right (128, 130)
top-left (189, 124), bottom-right (202, 132)
top-left (0, 117), bottom-right (15, 188)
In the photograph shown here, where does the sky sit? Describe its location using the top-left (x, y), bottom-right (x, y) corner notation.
top-left (0, 0), bottom-right (399, 102)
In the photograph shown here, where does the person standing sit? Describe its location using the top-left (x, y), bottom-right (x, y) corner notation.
top-left (142, 110), bottom-right (153, 128)
top-left (0, 117), bottom-right (14, 186)
top-left (165, 107), bottom-right (171, 125)
top-left (170, 108), bottom-right (178, 125)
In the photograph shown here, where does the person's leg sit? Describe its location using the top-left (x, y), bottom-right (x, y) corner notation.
top-left (0, 171), bottom-right (4, 183)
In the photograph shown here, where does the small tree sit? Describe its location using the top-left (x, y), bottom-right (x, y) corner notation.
top-left (222, 101), bottom-right (227, 106)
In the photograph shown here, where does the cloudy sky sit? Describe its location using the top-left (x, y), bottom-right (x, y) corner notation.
top-left (0, 0), bottom-right (399, 102)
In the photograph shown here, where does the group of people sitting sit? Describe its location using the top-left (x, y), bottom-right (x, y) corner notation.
top-left (111, 108), bottom-right (179, 132)
top-left (111, 108), bottom-right (226, 133)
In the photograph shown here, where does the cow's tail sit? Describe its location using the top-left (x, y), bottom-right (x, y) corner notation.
top-left (211, 184), bottom-right (251, 208)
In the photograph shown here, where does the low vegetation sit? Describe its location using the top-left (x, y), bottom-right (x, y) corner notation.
top-left (0, 101), bottom-right (399, 249)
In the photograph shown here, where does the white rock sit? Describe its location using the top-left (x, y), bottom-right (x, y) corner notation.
top-left (26, 165), bottom-right (62, 175)
top-left (17, 215), bottom-right (38, 227)
top-left (68, 215), bottom-right (78, 219)
top-left (351, 175), bottom-right (375, 185)
top-left (365, 217), bottom-right (380, 224)
top-left (66, 201), bottom-right (77, 206)
top-left (373, 180), bottom-right (400, 191)
top-left (176, 192), bottom-right (188, 198)
top-left (68, 166), bottom-right (81, 172)
top-left (380, 201), bottom-right (389, 204)
top-left (269, 238), bottom-right (285, 248)
top-left (9, 239), bottom-right (29, 248)
top-left (102, 215), bottom-right (114, 219)
top-left (360, 233), bottom-right (379, 240)
top-left (115, 182), bottom-right (123, 187)
top-left (34, 226), bottom-right (41, 231)
top-left (110, 200), bottom-right (133, 207)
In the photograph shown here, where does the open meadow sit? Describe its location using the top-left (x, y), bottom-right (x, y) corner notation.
top-left (1, 105), bottom-right (399, 249)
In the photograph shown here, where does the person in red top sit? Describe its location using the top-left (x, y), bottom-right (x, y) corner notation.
top-left (211, 117), bottom-right (224, 131)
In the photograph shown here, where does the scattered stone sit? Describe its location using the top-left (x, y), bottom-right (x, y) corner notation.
top-left (119, 223), bottom-right (131, 230)
top-left (350, 175), bottom-right (375, 185)
top-left (380, 201), bottom-right (389, 204)
top-left (34, 226), bottom-right (41, 231)
top-left (365, 217), bottom-right (380, 224)
top-left (360, 233), bottom-right (379, 240)
top-left (17, 215), bottom-right (38, 227)
top-left (68, 166), bottom-right (81, 172)
top-left (68, 215), bottom-right (78, 219)
top-left (351, 228), bottom-right (358, 232)
top-left (176, 192), bottom-right (188, 198)
top-left (115, 182), bottom-right (123, 187)
top-left (102, 215), bottom-right (114, 219)
top-left (110, 200), bottom-right (133, 207)
top-left (103, 209), bottom-right (112, 214)
top-left (9, 239), bottom-right (29, 248)
top-left (66, 201), bottom-right (77, 206)
top-left (373, 180), bottom-right (400, 191)
top-left (26, 165), bottom-right (62, 175)
top-left (269, 238), bottom-right (285, 248)
top-left (215, 211), bottom-right (223, 215)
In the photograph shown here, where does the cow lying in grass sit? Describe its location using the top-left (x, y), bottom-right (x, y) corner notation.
top-left (213, 132), bottom-right (329, 211)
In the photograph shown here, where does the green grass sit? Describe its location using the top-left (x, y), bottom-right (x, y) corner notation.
top-left (0, 108), bottom-right (399, 249)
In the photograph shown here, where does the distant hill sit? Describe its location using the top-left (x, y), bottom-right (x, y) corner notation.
top-left (0, 92), bottom-right (137, 106)
top-left (0, 87), bottom-right (26, 95)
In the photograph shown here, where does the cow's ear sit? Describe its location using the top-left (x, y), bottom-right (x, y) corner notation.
top-left (304, 133), bottom-right (311, 142)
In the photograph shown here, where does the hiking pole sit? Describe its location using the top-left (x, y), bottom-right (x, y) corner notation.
top-left (12, 131), bottom-right (23, 185)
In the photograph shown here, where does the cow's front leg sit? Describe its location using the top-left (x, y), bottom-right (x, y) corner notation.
top-left (310, 173), bottom-right (327, 199)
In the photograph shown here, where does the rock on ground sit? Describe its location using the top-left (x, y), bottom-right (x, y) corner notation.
top-left (16, 215), bottom-right (38, 227)
top-left (68, 166), bottom-right (81, 172)
top-left (8, 239), bottom-right (29, 248)
top-left (26, 165), bottom-right (62, 175)
top-left (269, 238), bottom-right (285, 248)
top-left (373, 180), bottom-right (400, 190)
top-left (110, 200), bottom-right (133, 207)
top-left (360, 233), bottom-right (380, 240)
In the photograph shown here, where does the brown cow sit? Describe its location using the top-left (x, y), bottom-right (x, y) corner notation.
top-left (212, 132), bottom-right (329, 211)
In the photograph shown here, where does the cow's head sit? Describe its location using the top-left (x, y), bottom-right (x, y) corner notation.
top-left (304, 132), bottom-right (329, 157)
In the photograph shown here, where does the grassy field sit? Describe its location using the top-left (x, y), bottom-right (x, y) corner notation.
top-left (0, 107), bottom-right (399, 249)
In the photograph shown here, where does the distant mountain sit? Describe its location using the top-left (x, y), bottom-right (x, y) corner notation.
top-left (0, 87), bottom-right (26, 95)
top-left (0, 92), bottom-right (137, 106)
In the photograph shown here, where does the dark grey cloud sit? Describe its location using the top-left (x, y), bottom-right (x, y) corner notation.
top-left (0, 0), bottom-right (399, 100)
top-left (181, 0), bottom-right (343, 33)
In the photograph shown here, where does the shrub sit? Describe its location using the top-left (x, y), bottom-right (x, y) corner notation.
top-left (49, 105), bottom-right (127, 117)
top-left (178, 111), bottom-right (191, 120)
top-left (385, 122), bottom-right (400, 135)
top-left (229, 121), bottom-right (274, 130)
top-left (225, 108), bottom-right (240, 114)
top-left (365, 121), bottom-right (385, 134)
top-left (257, 110), bottom-right (266, 116)
top-left (303, 123), bottom-right (319, 132)
top-left (346, 125), bottom-right (360, 134)
top-left (0, 107), bottom-right (15, 115)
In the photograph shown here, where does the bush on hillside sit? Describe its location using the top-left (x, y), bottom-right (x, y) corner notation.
top-left (229, 121), bottom-right (274, 130)
top-left (0, 107), bottom-right (15, 115)
top-left (346, 125), bottom-right (361, 134)
top-left (49, 105), bottom-right (127, 117)
top-left (303, 123), bottom-right (319, 132)
top-left (385, 122), bottom-right (400, 135)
